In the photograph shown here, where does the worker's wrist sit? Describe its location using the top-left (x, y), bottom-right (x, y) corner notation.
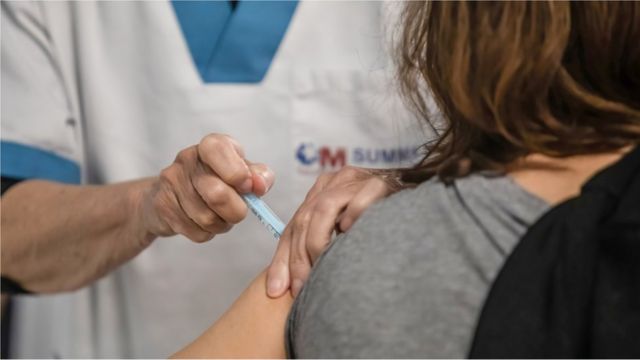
top-left (127, 177), bottom-right (159, 248)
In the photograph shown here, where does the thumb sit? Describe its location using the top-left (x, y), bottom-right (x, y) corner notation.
top-left (248, 162), bottom-right (275, 196)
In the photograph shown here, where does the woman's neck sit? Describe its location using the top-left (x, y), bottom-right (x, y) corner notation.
top-left (507, 146), bottom-right (633, 205)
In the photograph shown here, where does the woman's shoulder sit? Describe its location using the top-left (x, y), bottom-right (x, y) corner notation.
top-left (351, 172), bottom-right (547, 238)
top-left (304, 173), bottom-right (549, 290)
top-left (287, 173), bottom-right (550, 358)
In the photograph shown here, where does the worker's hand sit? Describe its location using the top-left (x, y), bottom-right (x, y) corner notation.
top-left (140, 134), bottom-right (274, 243)
top-left (266, 166), bottom-right (403, 298)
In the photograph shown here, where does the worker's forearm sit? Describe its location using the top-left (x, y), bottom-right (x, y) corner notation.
top-left (0, 178), bottom-right (156, 293)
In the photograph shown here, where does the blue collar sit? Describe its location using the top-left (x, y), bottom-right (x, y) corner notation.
top-left (171, 0), bottom-right (298, 83)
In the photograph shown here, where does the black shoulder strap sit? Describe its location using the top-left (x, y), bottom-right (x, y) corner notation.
top-left (469, 147), bottom-right (640, 358)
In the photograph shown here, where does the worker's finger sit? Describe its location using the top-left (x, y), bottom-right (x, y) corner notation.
top-left (163, 187), bottom-right (218, 243)
top-left (165, 151), bottom-right (230, 234)
top-left (305, 186), bottom-right (356, 262)
top-left (288, 204), bottom-right (314, 298)
top-left (266, 225), bottom-right (293, 298)
top-left (197, 134), bottom-right (252, 193)
top-left (338, 176), bottom-right (391, 232)
top-left (279, 171), bottom-right (347, 297)
top-left (192, 167), bottom-right (248, 224)
top-left (304, 172), bottom-right (335, 201)
top-left (247, 162), bottom-right (275, 196)
top-left (325, 165), bottom-right (371, 188)
top-left (180, 175), bottom-right (230, 234)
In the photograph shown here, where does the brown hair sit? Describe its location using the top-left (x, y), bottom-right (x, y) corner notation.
top-left (398, 1), bottom-right (640, 183)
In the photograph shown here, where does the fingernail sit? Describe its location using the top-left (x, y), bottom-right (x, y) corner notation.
top-left (259, 168), bottom-right (275, 191)
top-left (339, 217), bottom-right (352, 232)
top-left (240, 178), bottom-right (252, 193)
top-left (291, 279), bottom-right (304, 297)
top-left (267, 277), bottom-right (283, 297)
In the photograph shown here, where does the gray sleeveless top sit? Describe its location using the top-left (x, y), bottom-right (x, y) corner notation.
top-left (286, 173), bottom-right (550, 358)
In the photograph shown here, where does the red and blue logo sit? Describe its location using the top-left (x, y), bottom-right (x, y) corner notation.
top-left (296, 142), bottom-right (420, 173)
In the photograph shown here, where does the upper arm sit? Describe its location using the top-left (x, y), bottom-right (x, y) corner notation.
top-left (287, 187), bottom-right (493, 358)
top-left (173, 270), bottom-right (294, 358)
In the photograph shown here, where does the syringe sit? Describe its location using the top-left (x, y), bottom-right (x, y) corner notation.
top-left (241, 193), bottom-right (286, 239)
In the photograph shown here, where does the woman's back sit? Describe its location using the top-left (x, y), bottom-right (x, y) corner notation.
top-left (287, 173), bottom-right (549, 358)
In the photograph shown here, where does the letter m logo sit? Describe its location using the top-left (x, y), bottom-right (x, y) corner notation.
top-left (319, 147), bottom-right (346, 169)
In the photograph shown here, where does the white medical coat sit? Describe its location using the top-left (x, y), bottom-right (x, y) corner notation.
top-left (1, 1), bottom-right (425, 357)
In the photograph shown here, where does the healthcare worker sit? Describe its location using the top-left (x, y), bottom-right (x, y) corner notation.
top-left (0, 1), bottom-right (424, 357)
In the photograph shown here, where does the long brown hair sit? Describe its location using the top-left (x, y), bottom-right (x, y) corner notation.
top-left (398, 1), bottom-right (640, 183)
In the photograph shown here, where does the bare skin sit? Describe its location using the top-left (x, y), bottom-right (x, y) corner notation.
top-left (507, 147), bottom-right (633, 205)
top-left (1, 134), bottom-right (274, 293)
top-left (1, 130), bottom-right (389, 294)
top-left (1, 131), bottom-right (388, 295)
top-left (175, 147), bottom-right (633, 358)
top-left (266, 167), bottom-right (402, 298)
top-left (172, 271), bottom-right (294, 359)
